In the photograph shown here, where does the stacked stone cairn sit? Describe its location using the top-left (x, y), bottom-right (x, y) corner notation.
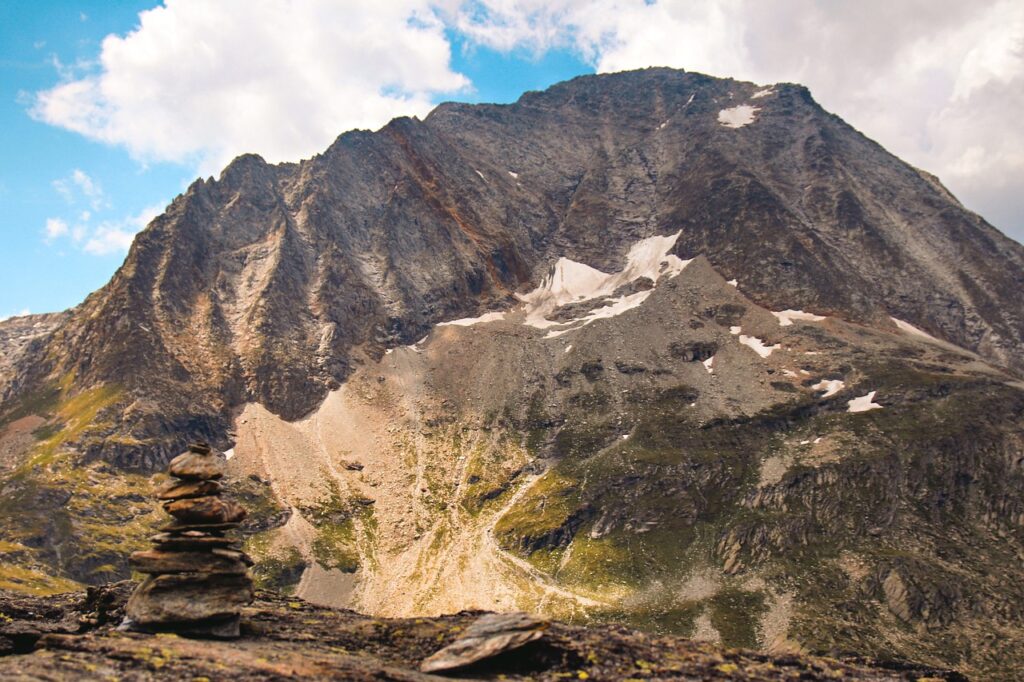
top-left (124, 442), bottom-right (254, 638)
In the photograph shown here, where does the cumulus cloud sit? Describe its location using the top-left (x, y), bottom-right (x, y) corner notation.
top-left (0, 309), bottom-right (32, 323)
top-left (31, 0), bottom-right (469, 173)
top-left (43, 202), bottom-right (164, 256)
top-left (53, 169), bottom-right (105, 210)
top-left (83, 203), bottom-right (165, 256)
top-left (43, 217), bottom-right (69, 242)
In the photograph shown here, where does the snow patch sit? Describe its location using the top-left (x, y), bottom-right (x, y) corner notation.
top-left (730, 326), bottom-right (742, 335)
top-left (727, 278), bottom-right (738, 287)
top-left (474, 169), bottom-right (485, 180)
top-left (773, 309), bottom-right (826, 327)
top-left (406, 335), bottom-right (429, 353)
top-left (703, 356), bottom-right (715, 374)
top-left (438, 311), bottom-right (506, 327)
top-left (751, 88), bottom-right (774, 99)
top-left (659, 120), bottom-right (669, 129)
top-left (519, 232), bottom-right (692, 334)
top-left (739, 335), bottom-right (780, 358)
top-left (223, 448), bottom-right (234, 461)
top-left (848, 391), bottom-right (883, 413)
top-left (507, 170), bottom-right (518, 179)
top-left (564, 345), bottom-right (572, 353)
top-left (718, 105), bottom-right (759, 128)
top-left (891, 317), bottom-right (940, 342)
top-left (812, 379), bottom-right (844, 398)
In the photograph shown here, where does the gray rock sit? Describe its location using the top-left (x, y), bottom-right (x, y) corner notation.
top-left (128, 549), bottom-right (249, 575)
top-left (167, 449), bottom-right (225, 481)
top-left (124, 573), bottom-right (254, 626)
top-left (163, 495), bottom-right (246, 524)
top-left (156, 479), bottom-right (224, 500)
top-left (420, 612), bottom-right (548, 673)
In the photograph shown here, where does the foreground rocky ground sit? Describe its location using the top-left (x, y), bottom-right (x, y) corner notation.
top-left (0, 584), bottom-right (964, 680)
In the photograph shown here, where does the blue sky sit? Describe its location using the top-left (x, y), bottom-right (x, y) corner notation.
top-left (0, 2), bottom-right (193, 317)
top-left (2, 1), bottom-right (1021, 320)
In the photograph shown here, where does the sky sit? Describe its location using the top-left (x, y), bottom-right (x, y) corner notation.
top-left (2, 1), bottom-right (1022, 321)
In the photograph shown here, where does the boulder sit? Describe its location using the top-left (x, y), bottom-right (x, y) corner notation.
top-left (421, 612), bottom-right (549, 673)
top-left (167, 447), bottom-right (225, 481)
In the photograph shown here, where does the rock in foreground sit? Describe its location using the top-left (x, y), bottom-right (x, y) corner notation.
top-left (0, 585), bottom-right (966, 681)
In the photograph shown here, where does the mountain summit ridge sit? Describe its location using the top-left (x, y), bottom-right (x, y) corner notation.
top-left (3, 67), bottom-right (1021, 466)
top-left (2, 67), bottom-right (1024, 679)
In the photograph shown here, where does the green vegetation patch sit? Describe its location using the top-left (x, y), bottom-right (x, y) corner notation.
top-left (300, 478), bottom-right (372, 573)
top-left (311, 519), bottom-right (361, 573)
top-left (0, 562), bottom-right (80, 596)
top-left (708, 588), bottom-right (768, 650)
top-left (493, 471), bottom-right (581, 552)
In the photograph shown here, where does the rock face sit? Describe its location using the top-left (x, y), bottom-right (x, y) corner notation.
top-left (0, 586), bottom-right (968, 681)
top-left (124, 443), bottom-right (254, 637)
top-left (1, 68), bottom-right (1022, 470)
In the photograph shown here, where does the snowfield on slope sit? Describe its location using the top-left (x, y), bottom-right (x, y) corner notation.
top-left (423, 232), bottom-right (693, 338)
top-left (718, 105), bottom-right (759, 128)
top-left (812, 379), bottom-right (845, 398)
top-left (739, 334), bottom-right (780, 358)
top-left (773, 309), bottom-right (826, 327)
top-left (519, 231), bottom-right (691, 334)
top-left (848, 391), bottom-right (883, 413)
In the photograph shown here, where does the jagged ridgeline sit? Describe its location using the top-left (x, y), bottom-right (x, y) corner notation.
top-left (1, 68), bottom-right (1023, 679)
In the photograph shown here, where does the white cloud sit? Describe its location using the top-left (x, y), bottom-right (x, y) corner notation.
top-left (32, 0), bottom-right (469, 173)
top-left (83, 203), bottom-right (165, 256)
top-left (0, 309), bottom-right (31, 323)
top-left (455, 0), bottom-right (1024, 241)
top-left (52, 168), bottom-right (105, 210)
top-left (43, 217), bottom-right (69, 242)
top-left (42, 203), bottom-right (165, 256)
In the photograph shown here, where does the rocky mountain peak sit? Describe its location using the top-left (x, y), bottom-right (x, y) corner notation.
top-left (2, 67), bottom-right (1024, 679)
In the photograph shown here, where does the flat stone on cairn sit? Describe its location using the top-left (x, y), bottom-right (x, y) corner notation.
top-left (124, 442), bottom-right (254, 638)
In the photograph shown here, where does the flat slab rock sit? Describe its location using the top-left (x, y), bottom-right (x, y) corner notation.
top-left (149, 532), bottom-right (240, 552)
top-left (156, 479), bottom-right (224, 500)
top-left (0, 586), bottom-right (967, 681)
top-left (129, 548), bottom-right (252, 575)
top-left (163, 495), bottom-right (247, 524)
top-left (420, 612), bottom-right (548, 673)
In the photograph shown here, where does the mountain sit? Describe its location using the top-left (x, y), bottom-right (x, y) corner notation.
top-left (1, 68), bottom-right (1024, 679)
